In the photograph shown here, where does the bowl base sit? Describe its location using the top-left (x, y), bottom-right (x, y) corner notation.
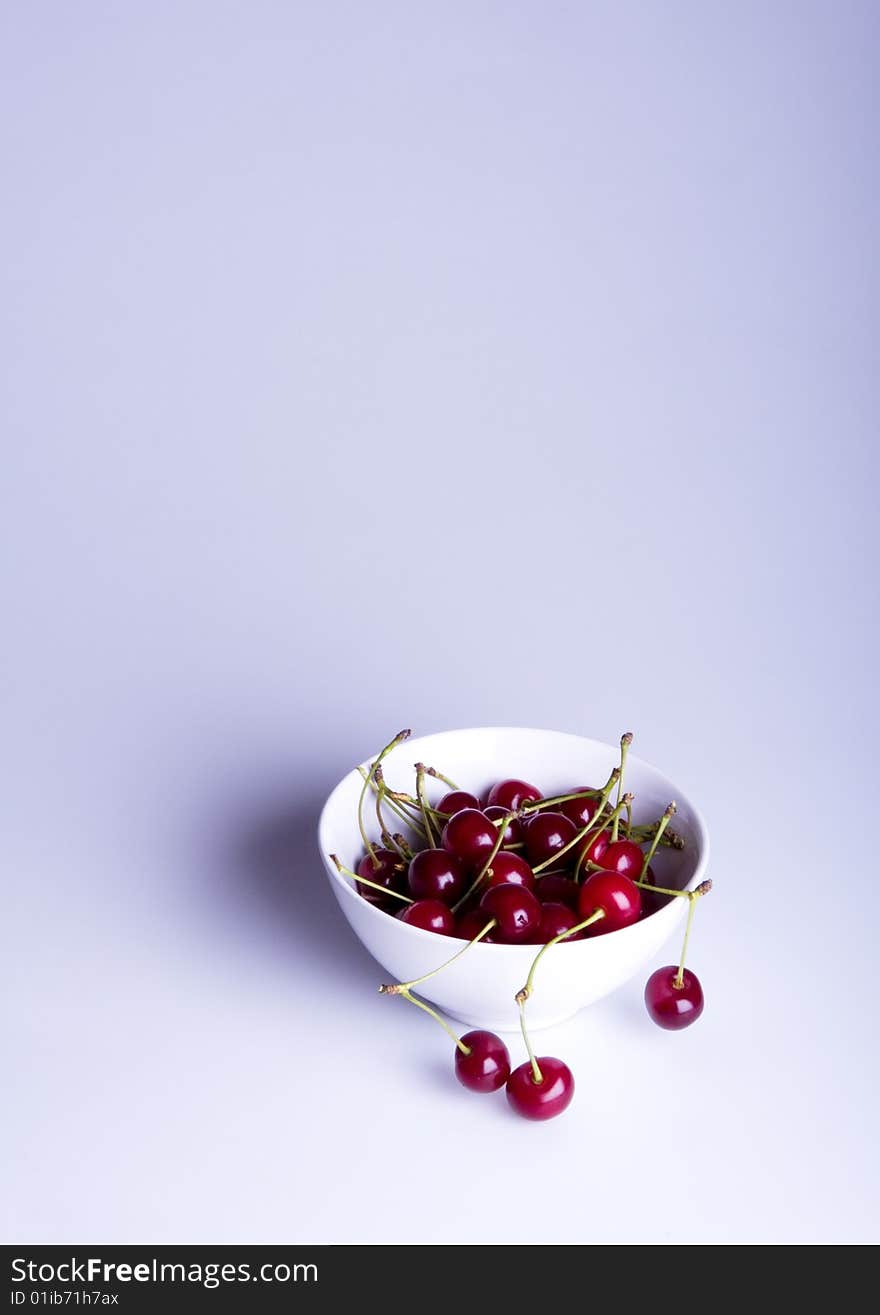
top-left (445, 1006), bottom-right (582, 1034)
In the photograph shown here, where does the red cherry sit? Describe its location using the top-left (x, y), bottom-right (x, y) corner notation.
top-left (486, 778), bottom-right (542, 811)
top-left (455, 909), bottom-right (498, 942)
top-left (558, 789), bottom-right (600, 829)
top-left (506, 1057), bottom-right (575, 1120)
top-left (524, 812), bottom-right (577, 867)
top-left (535, 873), bottom-right (579, 910)
top-left (407, 848), bottom-right (466, 905)
top-left (645, 966), bottom-right (704, 1029)
top-left (397, 899), bottom-right (456, 935)
top-left (577, 870), bottom-right (642, 934)
top-left (479, 883), bottom-right (542, 943)
top-left (572, 827), bottom-right (611, 872)
top-left (531, 901), bottom-right (583, 944)
top-left (454, 1031), bottom-right (511, 1093)
top-left (482, 850), bottom-right (536, 892)
top-left (435, 789), bottom-right (481, 816)
top-left (441, 808), bottom-right (497, 870)
top-left (598, 838), bottom-right (645, 879)
top-left (484, 805), bottom-right (524, 848)
top-left (356, 848), bottom-right (406, 905)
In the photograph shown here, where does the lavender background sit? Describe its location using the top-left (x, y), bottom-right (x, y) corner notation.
top-left (2, 1), bottom-right (877, 1243)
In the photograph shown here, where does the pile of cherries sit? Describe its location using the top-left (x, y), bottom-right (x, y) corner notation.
top-left (331, 730), bottom-right (710, 1121)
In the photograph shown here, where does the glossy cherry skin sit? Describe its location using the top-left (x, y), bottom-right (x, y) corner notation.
top-left (506, 1057), bottom-right (575, 1120)
top-left (407, 848), bottom-right (466, 905)
top-left (397, 899), bottom-right (456, 935)
top-left (535, 873), bottom-right (580, 910)
top-left (577, 870), bottom-right (642, 934)
top-left (435, 789), bottom-right (481, 817)
top-left (442, 809), bottom-right (497, 870)
top-left (558, 789), bottom-right (600, 830)
top-left (455, 909), bottom-right (498, 942)
top-left (481, 850), bottom-right (536, 892)
top-left (356, 848), bottom-right (406, 905)
top-left (484, 805), bottom-right (524, 848)
top-left (598, 838), bottom-right (645, 880)
top-left (524, 812), bottom-right (577, 867)
top-left (486, 778), bottom-right (542, 811)
top-left (480, 883), bottom-right (542, 943)
top-left (454, 1031), bottom-right (511, 1092)
top-left (531, 901), bottom-right (583, 945)
top-left (644, 966), bottom-right (704, 1029)
top-left (572, 827), bottom-right (611, 872)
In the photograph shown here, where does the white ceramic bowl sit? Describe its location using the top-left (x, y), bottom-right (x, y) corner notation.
top-left (317, 727), bottom-right (709, 1031)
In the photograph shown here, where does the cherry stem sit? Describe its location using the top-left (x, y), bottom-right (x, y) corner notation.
top-left (515, 907), bottom-right (606, 1086)
top-left (381, 920), bottom-right (497, 993)
top-left (425, 765), bottom-right (460, 790)
top-left (392, 832), bottom-right (414, 861)
top-left (635, 879), bottom-right (689, 899)
top-left (629, 822), bottom-right (685, 851)
top-left (675, 892), bottom-right (698, 989)
top-left (517, 908), bottom-right (605, 1004)
top-left (357, 763), bottom-right (428, 840)
top-left (391, 791), bottom-right (438, 830)
top-left (392, 988), bottom-right (469, 1055)
top-left (388, 787), bottom-right (451, 823)
top-left (613, 732), bottom-right (633, 842)
top-left (414, 764), bottom-right (438, 847)
top-left (641, 802), bottom-right (677, 872)
top-left (610, 792), bottom-right (633, 820)
top-left (532, 771), bottom-right (622, 876)
top-left (373, 767), bottom-right (394, 851)
top-left (624, 797), bottom-right (633, 838)
top-left (452, 810), bottom-right (515, 912)
top-left (518, 997), bottom-right (543, 1085)
top-left (569, 766), bottom-right (622, 879)
top-left (356, 730), bottom-right (411, 868)
top-left (329, 854), bottom-right (413, 905)
top-left (635, 877), bottom-right (712, 901)
top-left (520, 787), bottom-right (601, 815)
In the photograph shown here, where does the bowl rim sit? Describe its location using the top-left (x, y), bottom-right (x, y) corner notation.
top-left (317, 725), bottom-right (710, 956)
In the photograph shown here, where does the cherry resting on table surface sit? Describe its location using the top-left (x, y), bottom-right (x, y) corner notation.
top-left (356, 848), bottom-right (406, 904)
top-left (454, 1031), bottom-right (511, 1092)
top-left (644, 966), bottom-right (704, 1029)
top-left (506, 1057), bottom-right (575, 1120)
top-left (485, 778), bottom-right (542, 811)
top-left (524, 812), bottom-right (577, 867)
top-left (407, 848), bottom-right (466, 905)
top-left (442, 808), bottom-right (498, 870)
top-left (480, 883), bottom-right (542, 943)
top-left (577, 870), bottom-right (642, 933)
top-left (397, 899), bottom-right (456, 935)
top-left (436, 790), bottom-right (481, 816)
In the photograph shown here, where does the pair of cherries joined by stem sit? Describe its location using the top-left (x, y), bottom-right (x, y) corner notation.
top-left (340, 729), bottom-right (711, 1121)
top-left (379, 963), bottom-right (576, 1120)
top-left (377, 858), bottom-right (645, 1121)
top-left (424, 1023), bottom-right (574, 1121)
